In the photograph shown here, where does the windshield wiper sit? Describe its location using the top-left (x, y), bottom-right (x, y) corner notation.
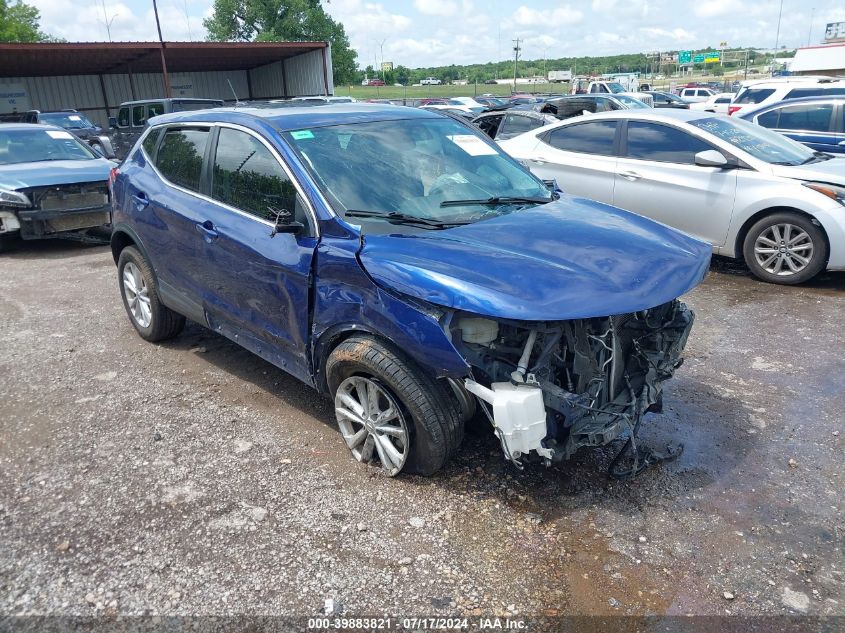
top-left (800, 152), bottom-right (833, 165)
top-left (344, 209), bottom-right (470, 229)
top-left (439, 195), bottom-right (555, 208)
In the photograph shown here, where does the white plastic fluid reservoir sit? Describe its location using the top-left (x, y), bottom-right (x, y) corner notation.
top-left (458, 318), bottom-right (498, 346)
top-left (463, 380), bottom-right (550, 458)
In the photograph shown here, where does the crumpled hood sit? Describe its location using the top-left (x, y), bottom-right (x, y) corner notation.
top-left (771, 156), bottom-right (845, 185)
top-left (359, 196), bottom-right (711, 321)
top-left (0, 158), bottom-right (113, 191)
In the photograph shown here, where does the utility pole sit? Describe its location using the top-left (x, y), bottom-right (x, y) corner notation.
top-left (774, 0), bottom-right (784, 52)
top-left (100, 0), bottom-right (114, 42)
top-left (377, 38), bottom-right (387, 81)
top-left (512, 38), bottom-right (521, 90)
top-left (808, 7), bottom-right (815, 46)
top-left (152, 0), bottom-right (171, 97)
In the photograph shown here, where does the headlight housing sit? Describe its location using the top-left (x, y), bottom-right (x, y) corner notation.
top-left (0, 188), bottom-right (31, 208)
top-left (803, 182), bottom-right (845, 206)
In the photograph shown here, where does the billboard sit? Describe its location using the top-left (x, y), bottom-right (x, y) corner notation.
top-left (380, 61), bottom-right (394, 73)
top-left (825, 22), bottom-right (845, 43)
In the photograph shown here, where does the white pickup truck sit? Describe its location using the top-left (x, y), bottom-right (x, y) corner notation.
top-left (569, 78), bottom-right (654, 107)
top-left (420, 77), bottom-right (442, 86)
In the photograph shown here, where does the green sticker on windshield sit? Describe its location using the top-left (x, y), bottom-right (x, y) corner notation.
top-left (291, 130), bottom-right (314, 140)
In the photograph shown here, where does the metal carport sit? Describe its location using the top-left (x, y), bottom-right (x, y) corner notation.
top-left (0, 41), bottom-right (334, 127)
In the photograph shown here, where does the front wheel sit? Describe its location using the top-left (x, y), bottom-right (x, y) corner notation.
top-left (326, 336), bottom-right (463, 477)
top-left (742, 212), bottom-right (828, 284)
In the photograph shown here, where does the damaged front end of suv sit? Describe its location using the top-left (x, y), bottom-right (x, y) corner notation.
top-left (449, 301), bottom-right (693, 477)
top-left (357, 201), bottom-right (710, 477)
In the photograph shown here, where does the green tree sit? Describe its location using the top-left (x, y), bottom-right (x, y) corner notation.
top-left (0, 0), bottom-right (49, 42)
top-left (204, 0), bottom-right (357, 86)
top-left (394, 65), bottom-right (410, 86)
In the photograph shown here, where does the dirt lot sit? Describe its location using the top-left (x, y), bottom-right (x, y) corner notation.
top-left (1, 240), bottom-right (844, 621)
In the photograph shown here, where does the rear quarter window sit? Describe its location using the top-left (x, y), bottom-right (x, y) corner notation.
top-left (154, 126), bottom-right (210, 192)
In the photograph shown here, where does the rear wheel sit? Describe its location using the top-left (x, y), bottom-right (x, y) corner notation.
top-left (117, 246), bottom-right (185, 342)
top-left (743, 212), bottom-right (827, 285)
top-left (326, 336), bottom-right (463, 476)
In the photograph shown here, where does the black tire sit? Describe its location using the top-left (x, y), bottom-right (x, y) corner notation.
top-left (742, 212), bottom-right (828, 285)
top-left (0, 231), bottom-right (20, 253)
top-left (117, 246), bottom-right (185, 342)
top-left (325, 336), bottom-right (463, 476)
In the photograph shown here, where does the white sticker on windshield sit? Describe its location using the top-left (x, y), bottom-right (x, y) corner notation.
top-left (68, 115), bottom-right (82, 121)
top-left (46, 130), bottom-right (73, 139)
top-left (447, 134), bottom-right (497, 156)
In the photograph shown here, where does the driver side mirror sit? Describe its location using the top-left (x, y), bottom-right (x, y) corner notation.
top-left (694, 150), bottom-right (728, 168)
top-left (108, 116), bottom-right (117, 129)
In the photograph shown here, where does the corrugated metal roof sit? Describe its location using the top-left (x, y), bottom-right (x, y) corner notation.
top-left (0, 41), bottom-right (328, 77)
top-left (790, 43), bottom-right (845, 72)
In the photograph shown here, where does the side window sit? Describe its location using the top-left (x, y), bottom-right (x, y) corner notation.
top-left (477, 115), bottom-right (503, 139)
top-left (626, 122), bottom-right (713, 164)
top-left (544, 121), bottom-right (617, 156)
top-left (756, 110), bottom-right (780, 129)
top-left (774, 104), bottom-right (834, 132)
top-left (785, 88), bottom-right (822, 99)
top-left (141, 128), bottom-right (162, 158)
top-left (147, 102), bottom-right (165, 118)
top-left (154, 126), bottom-right (210, 192)
top-left (497, 114), bottom-right (542, 140)
top-left (716, 97), bottom-right (732, 104)
top-left (132, 105), bottom-right (147, 127)
top-left (117, 107), bottom-right (130, 128)
top-left (211, 127), bottom-right (306, 227)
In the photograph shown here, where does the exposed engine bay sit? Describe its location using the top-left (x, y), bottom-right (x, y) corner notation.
top-left (15, 181), bottom-right (111, 240)
top-left (447, 300), bottom-right (694, 477)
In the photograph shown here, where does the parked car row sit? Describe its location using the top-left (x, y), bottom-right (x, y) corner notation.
top-left (499, 108), bottom-right (845, 284)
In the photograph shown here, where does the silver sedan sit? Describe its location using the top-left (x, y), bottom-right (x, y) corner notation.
top-left (500, 109), bottom-right (845, 284)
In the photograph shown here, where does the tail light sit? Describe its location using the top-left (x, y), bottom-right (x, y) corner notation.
top-left (728, 106), bottom-right (742, 116)
top-left (109, 166), bottom-right (119, 187)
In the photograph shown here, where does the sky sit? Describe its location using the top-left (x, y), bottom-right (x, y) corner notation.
top-left (29, 0), bottom-right (845, 69)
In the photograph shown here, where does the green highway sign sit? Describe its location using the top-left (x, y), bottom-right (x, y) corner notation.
top-left (693, 53), bottom-right (705, 63)
top-left (679, 50), bottom-right (692, 64)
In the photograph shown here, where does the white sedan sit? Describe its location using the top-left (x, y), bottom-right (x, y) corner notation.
top-left (689, 92), bottom-right (735, 114)
top-left (500, 109), bottom-right (845, 284)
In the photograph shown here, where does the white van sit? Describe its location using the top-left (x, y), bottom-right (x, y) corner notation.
top-left (729, 77), bottom-right (845, 115)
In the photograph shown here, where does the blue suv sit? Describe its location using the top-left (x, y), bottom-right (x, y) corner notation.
top-left (110, 104), bottom-right (710, 477)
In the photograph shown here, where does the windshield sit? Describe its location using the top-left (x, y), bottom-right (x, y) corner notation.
top-left (607, 82), bottom-right (626, 94)
top-left (39, 112), bottom-right (95, 129)
top-left (0, 128), bottom-right (96, 165)
top-left (614, 95), bottom-right (650, 109)
top-left (689, 116), bottom-right (816, 166)
top-left (284, 117), bottom-right (552, 230)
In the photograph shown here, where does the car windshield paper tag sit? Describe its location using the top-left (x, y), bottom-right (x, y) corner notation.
top-left (291, 130), bottom-right (314, 140)
top-left (447, 135), bottom-right (497, 156)
top-left (46, 130), bottom-right (73, 139)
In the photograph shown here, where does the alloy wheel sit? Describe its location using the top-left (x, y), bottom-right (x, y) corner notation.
top-left (753, 223), bottom-right (814, 276)
top-left (334, 376), bottom-right (409, 476)
top-left (122, 261), bottom-right (152, 328)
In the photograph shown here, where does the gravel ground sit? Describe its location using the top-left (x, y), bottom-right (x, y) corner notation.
top-left (1, 241), bottom-right (844, 620)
